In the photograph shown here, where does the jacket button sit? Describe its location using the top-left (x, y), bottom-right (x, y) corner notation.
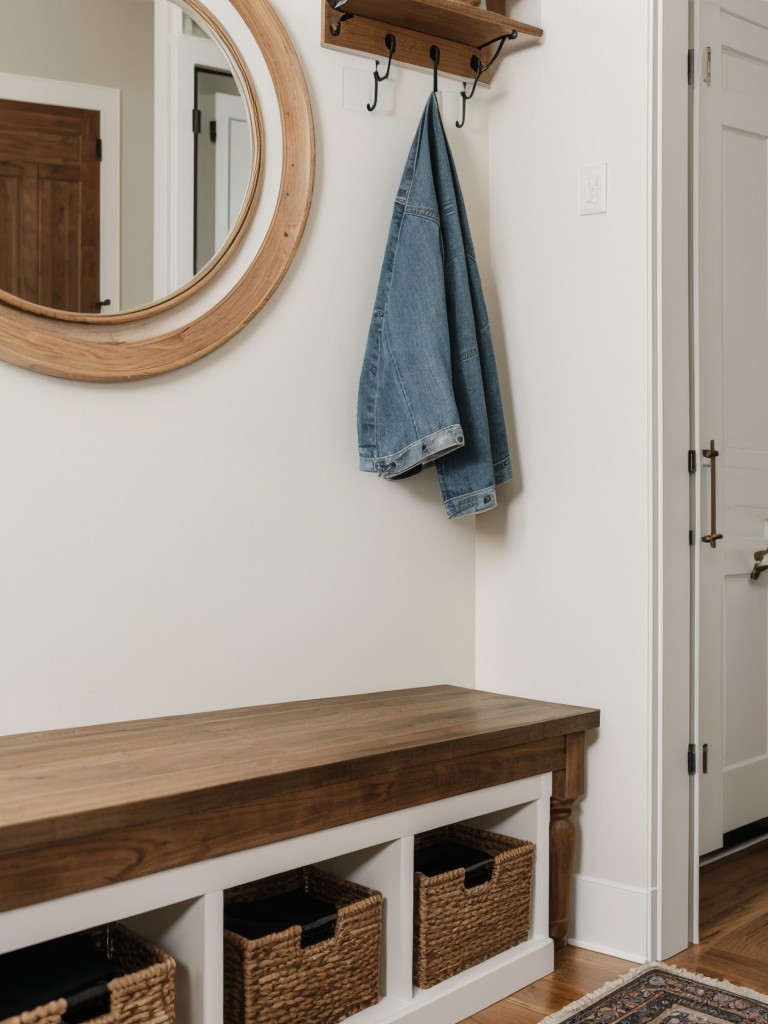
top-left (457, 435), bottom-right (464, 444)
top-left (484, 495), bottom-right (491, 504)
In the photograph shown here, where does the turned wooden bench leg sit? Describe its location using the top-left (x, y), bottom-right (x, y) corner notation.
top-left (549, 732), bottom-right (586, 950)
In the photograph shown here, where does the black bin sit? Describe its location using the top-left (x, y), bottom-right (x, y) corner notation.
top-left (0, 932), bottom-right (124, 1024)
top-left (414, 839), bottom-right (495, 888)
top-left (225, 889), bottom-right (338, 947)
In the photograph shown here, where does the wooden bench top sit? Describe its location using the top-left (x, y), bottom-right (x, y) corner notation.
top-left (0, 685), bottom-right (599, 912)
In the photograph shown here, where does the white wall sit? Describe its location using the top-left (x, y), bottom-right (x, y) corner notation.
top-left (478, 0), bottom-right (656, 960)
top-left (0, 6), bottom-right (489, 735)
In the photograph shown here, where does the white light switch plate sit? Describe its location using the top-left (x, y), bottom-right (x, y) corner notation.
top-left (579, 162), bottom-right (607, 215)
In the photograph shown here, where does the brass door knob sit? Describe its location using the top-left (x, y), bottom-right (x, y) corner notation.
top-left (751, 549), bottom-right (768, 581)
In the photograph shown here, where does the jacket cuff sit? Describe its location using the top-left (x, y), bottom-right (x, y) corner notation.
top-left (359, 424), bottom-right (465, 478)
top-left (444, 485), bottom-right (498, 519)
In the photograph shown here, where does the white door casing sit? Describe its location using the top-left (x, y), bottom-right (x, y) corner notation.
top-left (654, 0), bottom-right (692, 959)
top-left (695, 0), bottom-right (768, 859)
top-left (214, 90), bottom-right (249, 252)
top-left (153, 1), bottom-right (241, 298)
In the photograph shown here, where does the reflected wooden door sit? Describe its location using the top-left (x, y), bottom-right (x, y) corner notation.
top-left (0, 98), bottom-right (100, 313)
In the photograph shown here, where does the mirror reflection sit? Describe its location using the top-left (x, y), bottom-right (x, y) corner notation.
top-left (0, 0), bottom-right (256, 316)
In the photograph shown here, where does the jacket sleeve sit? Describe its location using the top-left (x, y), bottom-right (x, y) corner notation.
top-left (357, 208), bottom-right (466, 478)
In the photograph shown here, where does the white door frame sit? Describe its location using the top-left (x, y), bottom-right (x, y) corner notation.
top-left (653, 0), bottom-right (695, 958)
top-left (153, 0), bottom-right (238, 299)
top-left (0, 71), bottom-right (121, 312)
top-left (213, 89), bottom-right (249, 253)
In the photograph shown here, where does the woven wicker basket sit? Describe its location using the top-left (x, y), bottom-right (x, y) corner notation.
top-left (0, 924), bottom-right (175, 1024)
top-left (413, 824), bottom-right (534, 988)
top-left (224, 866), bottom-right (382, 1024)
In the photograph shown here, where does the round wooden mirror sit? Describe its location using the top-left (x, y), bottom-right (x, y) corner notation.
top-left (0, 0), bottom-right (314, 381)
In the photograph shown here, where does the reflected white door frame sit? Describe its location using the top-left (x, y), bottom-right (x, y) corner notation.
top-left (213, 90), bottom-right (248, 254)
top-left (153, 0), bottom-right (237, 299)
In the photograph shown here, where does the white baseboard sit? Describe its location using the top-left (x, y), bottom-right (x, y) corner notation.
top-left (570, 874), bottom-right (652, 962)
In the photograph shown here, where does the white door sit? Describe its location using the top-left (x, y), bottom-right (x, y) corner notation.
top-left (695, 0), bottom-right (768, 858)
top-left (214, 91), bottom-right (249, 251)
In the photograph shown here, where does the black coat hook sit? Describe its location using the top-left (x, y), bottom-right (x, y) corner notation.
top-left (456, 55), bottom-right (482, 128)
top-left (430, 45), bottom-right (440, 93)
top-left (453, 31), bottom-right (518, 128)
top-left (328, 10), bottom-right (353, 36)
top-left (367, 34), bottom-right (397, 111)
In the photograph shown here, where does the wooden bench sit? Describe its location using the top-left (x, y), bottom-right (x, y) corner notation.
top-left (0, 685), bottom-right (599, 1023)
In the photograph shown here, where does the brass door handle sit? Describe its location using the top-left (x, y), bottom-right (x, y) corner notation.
top-left (702, 441), bottom-right (723, 548)
top-left (751, 548), bottom-right (768, 581)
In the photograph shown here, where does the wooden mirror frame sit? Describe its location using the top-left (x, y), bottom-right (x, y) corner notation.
top-left (0, 0), bottom-right (314, 382)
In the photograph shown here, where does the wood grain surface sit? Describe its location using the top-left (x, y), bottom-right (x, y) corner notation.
top-left (326, 0), bottom-right (543, 46)
top-left (321, 0), bottom-right (542, 84)
top-left (0, 685), bottom-right (599, 912)
top-left (463, 839), bottom-right (768, 1022)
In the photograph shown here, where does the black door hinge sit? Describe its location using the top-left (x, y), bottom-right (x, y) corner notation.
top-left (96, 138), bottom-right (103, 161)
top-left (688, 450), bottom-right (697, 474)
top-left (689, 529), bottom-right (695, 546)
top-left (688, 744), bottom-right (696, 775)
top-left (688, 48), bottom-right (694, 85)
top-left (209, 120), bottom-right (217, 144)
top-left (192, 108), bottom-right (202, 134)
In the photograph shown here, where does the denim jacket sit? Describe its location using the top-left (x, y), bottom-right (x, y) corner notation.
top-left (357, 95), bottom-right (512, 519)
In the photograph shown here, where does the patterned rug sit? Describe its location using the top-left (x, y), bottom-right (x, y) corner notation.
top-left (539, 963), bottom-right (768, 1023)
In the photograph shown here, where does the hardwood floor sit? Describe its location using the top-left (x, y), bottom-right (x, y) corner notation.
top-left (667, 839), bottom-right (768, 995)
top-left (460, 839), bottom-right (768, 1023)
top-left (463, 947), bottom-right (634, 1024)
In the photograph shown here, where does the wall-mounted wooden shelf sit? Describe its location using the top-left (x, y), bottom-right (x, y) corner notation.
top-left (322, 0), bottom-right (543, 84)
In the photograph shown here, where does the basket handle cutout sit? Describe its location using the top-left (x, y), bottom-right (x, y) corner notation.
top-left (463, 862), bottom-right (493, 889)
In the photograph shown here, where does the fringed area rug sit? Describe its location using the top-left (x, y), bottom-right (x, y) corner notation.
top-left (539, 962), bottom-right (768, 1023)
